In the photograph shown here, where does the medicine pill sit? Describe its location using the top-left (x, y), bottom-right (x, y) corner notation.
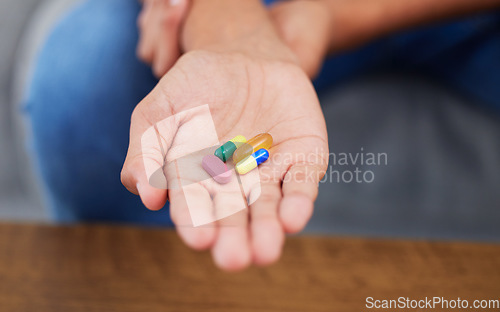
top-left (214, 135), bottom-right (247, 162)
top-left (202, 155), bottom-right (232, 184)
top-left (232, 133), bottom-right (273, 164)
top-left (235, 149), bottom-right (269, 175)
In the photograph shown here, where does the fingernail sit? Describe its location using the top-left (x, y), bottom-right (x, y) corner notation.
top-left (169, 0), bottom-right (181, 6)
top-left (136, 182), bottom-right (142, 195)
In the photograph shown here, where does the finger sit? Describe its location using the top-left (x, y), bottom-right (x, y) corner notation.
top-left (211, 192), bottom-right (251, 272)
top-left (249, 181), bottom-right (284, 266)
top-left (279, 163), bottom-right (325, 233)
top-left (238, 164), bottom-right (262, 206)
top-left (137, 0), bottom-right (157, 64)
top-left (121, 95), bottom-right (178, 210)
top-left (153, 0), bottom-right (189, 77)
top-left (169, 184), bottom-right (217, 250)
top-left (121, 117), bottom-right (165, 210)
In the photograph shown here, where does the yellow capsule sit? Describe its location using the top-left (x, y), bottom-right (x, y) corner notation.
top-left (236, 149), bottom-right (270, 175)
top-left (232, 133), bottom-right (273, 164)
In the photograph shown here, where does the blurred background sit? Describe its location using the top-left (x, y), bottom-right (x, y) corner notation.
top-left (1, 0), bottom-right (499, 240)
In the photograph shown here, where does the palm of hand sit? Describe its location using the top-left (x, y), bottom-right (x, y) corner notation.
top-left (123, 50), bottom-right (328, 271)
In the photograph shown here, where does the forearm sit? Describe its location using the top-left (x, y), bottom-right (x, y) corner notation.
top-left (325, 0), bottom-right (500, 53)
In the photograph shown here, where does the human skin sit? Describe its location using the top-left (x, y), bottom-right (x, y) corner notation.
top-left (136, 0), bottom-right (189, 78)
top-left (137, 0), bottom-right (500, 79)
top-left (129, 0), bottom-right (500, 271)
top-left (123, 0), bottom-right (329, 271)
top-left (270, 0), bottom-right (500, 77)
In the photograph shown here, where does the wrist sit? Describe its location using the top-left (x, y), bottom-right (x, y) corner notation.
top-left (181, 0), bottom-right (269, 50)
top-left (181, 0), bottom-right (298, 65)
top-left (191, 34), bottom-right (299, 66)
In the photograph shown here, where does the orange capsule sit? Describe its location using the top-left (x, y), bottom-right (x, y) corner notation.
top-left (232, 133), bottom-right (273, 164)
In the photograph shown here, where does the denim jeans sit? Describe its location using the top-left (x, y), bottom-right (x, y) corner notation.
top-left (25, 0), bottom-right (500, 225)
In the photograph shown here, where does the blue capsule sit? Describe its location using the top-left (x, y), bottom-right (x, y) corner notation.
top-left (235, 149), bottom-right (269, 175)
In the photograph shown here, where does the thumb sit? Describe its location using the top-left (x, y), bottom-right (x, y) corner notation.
top-left (121, 95), bottom-right (177, 211)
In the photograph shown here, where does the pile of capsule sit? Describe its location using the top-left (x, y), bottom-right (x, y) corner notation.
top-left (202, 133), bottom-right (272, 184)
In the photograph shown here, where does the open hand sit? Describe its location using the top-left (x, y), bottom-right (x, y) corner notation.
top-left (122, 44), bottom-right (328, 270)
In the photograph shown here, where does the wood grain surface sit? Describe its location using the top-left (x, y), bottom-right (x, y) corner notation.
top-left (0, 223), bottom-right (498, 312)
